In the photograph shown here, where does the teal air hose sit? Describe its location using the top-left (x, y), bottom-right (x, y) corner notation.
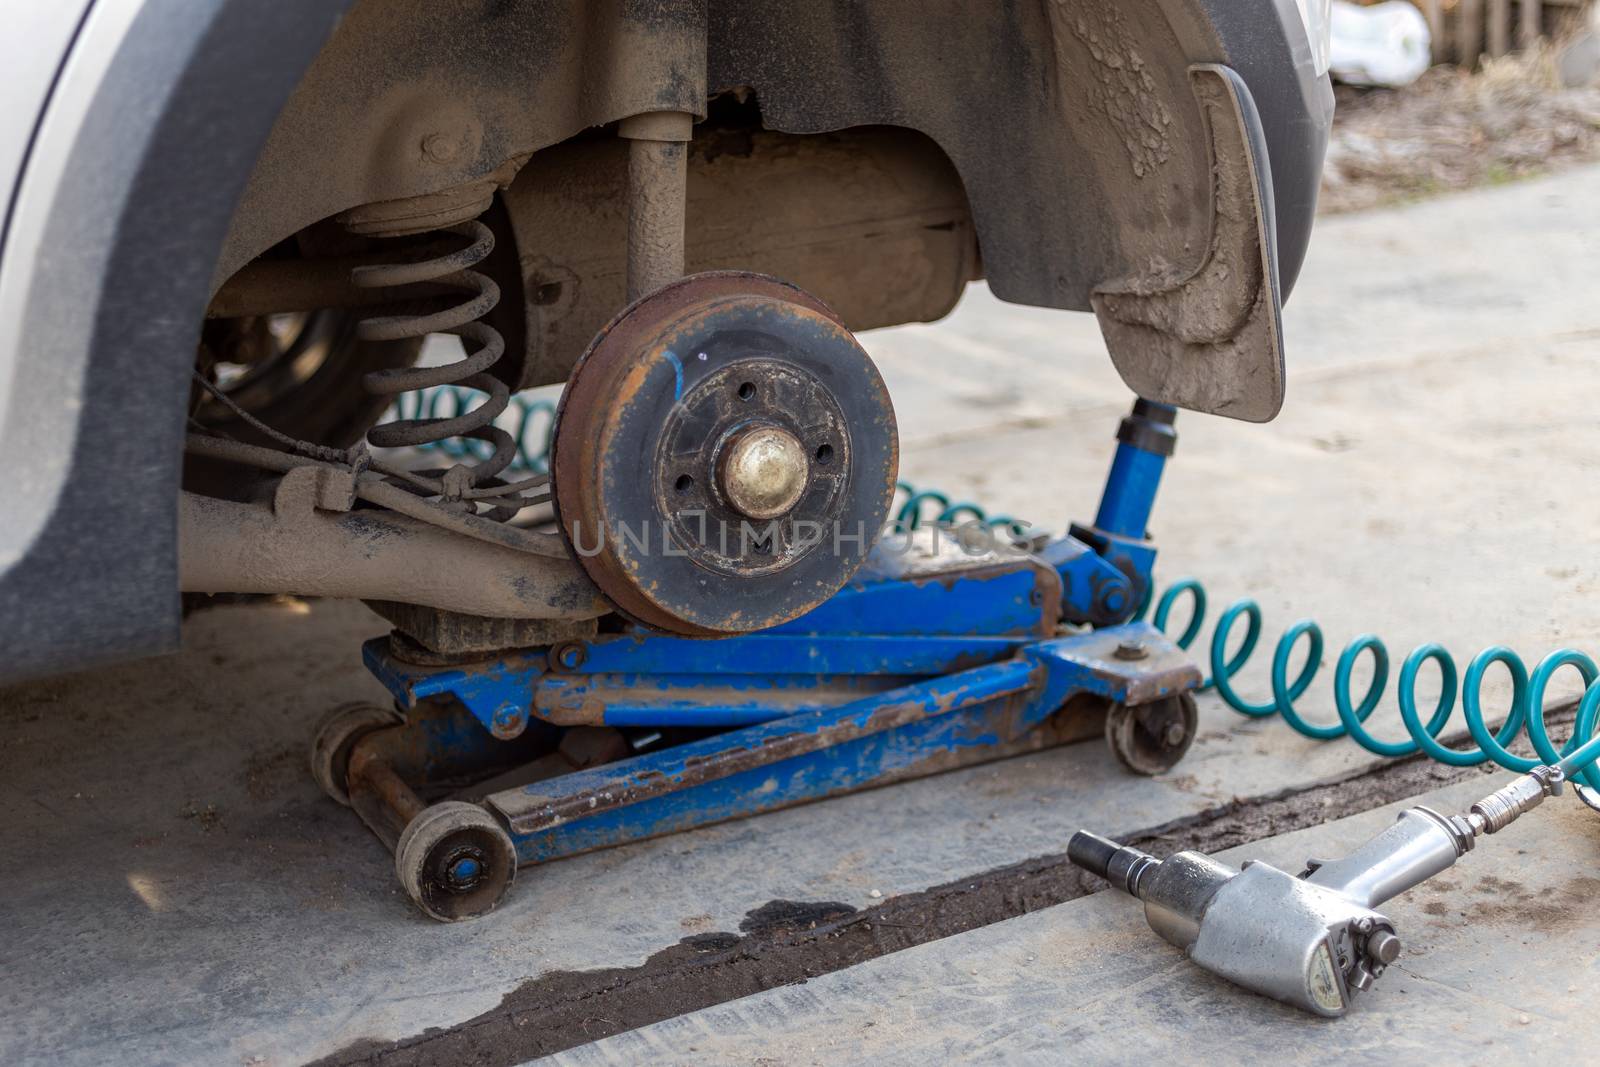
top-left (390, 387), bottom-right (559, 473)
top-left (1137, 578), bottom-right (1600, 792)
top-left (889, 481), bottom-right (1600, 791)
top-left (892, 481), bottom-right (1027, 538)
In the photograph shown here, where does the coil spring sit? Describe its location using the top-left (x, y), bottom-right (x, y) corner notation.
top-left (390, 388), bottom-right (558, 474)
top-left (356, 219), bottom-right (516, 496)
top-left (892, 481), bottom-right (1600, 792)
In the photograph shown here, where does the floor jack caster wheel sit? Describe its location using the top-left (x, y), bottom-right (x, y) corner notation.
top-left (308, 702), bottom-right (401, 806)
top-left (1105, 692), bottom-right (1198, 776)
top-left (395, 801), bottom-right (518, 922)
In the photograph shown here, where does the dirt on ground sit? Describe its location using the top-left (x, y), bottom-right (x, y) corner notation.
top-left (1322, 50), bottom-right (1600, 213)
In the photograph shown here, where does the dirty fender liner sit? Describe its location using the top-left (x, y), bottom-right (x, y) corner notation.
top-left (311, 707), bottom-right (1574, 1067)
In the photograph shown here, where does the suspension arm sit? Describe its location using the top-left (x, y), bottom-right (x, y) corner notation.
top-left (178, 487), bottom-right (605, 620)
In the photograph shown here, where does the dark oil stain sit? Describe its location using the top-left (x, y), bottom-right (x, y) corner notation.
top-left (1473, 874), bottom-right (1524, 895)
top-left (739, 898), bottom-right (857, 936)
top-left (1470, 874), bottom-right (1600, 934)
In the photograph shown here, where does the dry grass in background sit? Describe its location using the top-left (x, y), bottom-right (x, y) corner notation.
top-left (1322, 43), bottom-right (1600, 211)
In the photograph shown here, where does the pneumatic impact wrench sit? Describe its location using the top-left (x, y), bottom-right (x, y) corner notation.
top-left (1070, 764), bottom-right (1574, 1016)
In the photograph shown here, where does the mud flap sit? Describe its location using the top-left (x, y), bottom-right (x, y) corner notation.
top-left (1091, 64), bottom-right (1286, 423)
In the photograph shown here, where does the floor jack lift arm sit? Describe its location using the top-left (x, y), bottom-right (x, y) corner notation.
top-left (318, 399), bottom-right (1204, 921)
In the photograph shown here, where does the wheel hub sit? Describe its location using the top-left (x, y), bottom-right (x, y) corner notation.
top-left (653, 356), bottom-right (852, 579)
top-left (553, 271), bottom-right (898, 635)
top-left (443, 848), bottom-right (486, 889)
top-left (719, 425), bottom-right (810, 521)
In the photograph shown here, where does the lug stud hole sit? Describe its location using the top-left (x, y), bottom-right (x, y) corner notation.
top-left (675, 474), bottom-right (694, 494)
top-left (737, 382), bottom-right (756, 401)
top-left (814, 443), bottom-right (833, 465)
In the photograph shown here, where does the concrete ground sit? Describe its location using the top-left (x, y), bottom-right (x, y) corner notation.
top-left (548, 777), bottom-right (1600, 1066)
top-left (2, 162), bottom-right (1599, 1066)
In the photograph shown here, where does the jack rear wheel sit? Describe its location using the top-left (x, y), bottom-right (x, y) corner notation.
top-left (395, 801), bottom-right (517, 922)
top-left (1105, 692), bottom-right (1198, 776)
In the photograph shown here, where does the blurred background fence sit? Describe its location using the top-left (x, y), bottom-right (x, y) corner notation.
top-left (1413, 0), bottom-right (1592, 67)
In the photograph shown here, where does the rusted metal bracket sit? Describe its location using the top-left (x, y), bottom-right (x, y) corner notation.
top-left (1091, 64), bottom-right (1286, 423)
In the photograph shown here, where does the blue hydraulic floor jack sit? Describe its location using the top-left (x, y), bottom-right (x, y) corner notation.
top-left (314, 400), bottom-right (1203, 920)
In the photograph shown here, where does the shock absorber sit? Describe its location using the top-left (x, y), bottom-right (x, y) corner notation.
top-left (342, 199), bottom-right (518, 512)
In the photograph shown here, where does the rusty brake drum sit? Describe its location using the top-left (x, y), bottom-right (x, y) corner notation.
top-left (552, 272), bottom-right (898, 636)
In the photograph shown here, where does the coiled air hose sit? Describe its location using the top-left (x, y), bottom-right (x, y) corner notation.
top-left (1137, 578), bottom-right (1600, 795)
top-left (893, 482), bottom-right (1600, 798)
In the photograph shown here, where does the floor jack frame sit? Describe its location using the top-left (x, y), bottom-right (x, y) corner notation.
top-left (323, 400), bottom-right (1204, 920)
